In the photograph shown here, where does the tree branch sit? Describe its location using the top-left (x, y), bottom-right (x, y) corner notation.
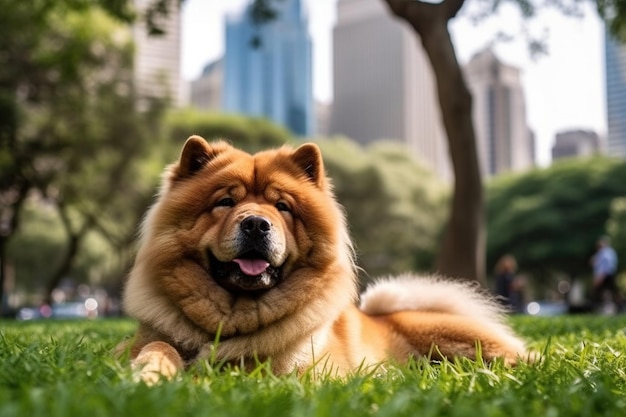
top-left (383, 0), bottom-right (467, 33)
top-left (383, 0), bottom-right (438, 34)
top-left (442, 0), bottom-right (466, 20)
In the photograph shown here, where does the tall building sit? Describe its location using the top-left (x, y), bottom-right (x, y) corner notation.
top-left (330, 0), bottom-right (450, 180)
top-left (223, 0), bottom-right (314, 137)
top-left (464, 50), bottom-right (534, 177)
top-left (551, 129), bottom-right (601, 160)
top-left (315, 101), bottom-right (331, 137)
top-left (189, 59), bottom-right (223, 110)
top-left (132, 0), bottom-right (182, 106)
top-left (605, 29), bottom-right (626, 157)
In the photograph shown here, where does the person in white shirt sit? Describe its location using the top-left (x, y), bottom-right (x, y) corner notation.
top-left (591, 236), bottom-right (622, 312)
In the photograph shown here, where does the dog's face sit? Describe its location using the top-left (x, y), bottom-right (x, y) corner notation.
top-left (126, 137), bottom-right (356, 343)
top-left (166, 137), bottom-right (329, 294)
top-left (184, 144), bottom-right (293, 294)
top-left (209, 209), bottom-right (287, 293)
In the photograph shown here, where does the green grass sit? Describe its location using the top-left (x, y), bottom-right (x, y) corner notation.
top-left (1, 316), bottom-right (626, 417)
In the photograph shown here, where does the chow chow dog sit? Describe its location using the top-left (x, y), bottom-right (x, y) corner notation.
top-left (120, 136), bottom-right (526, 383)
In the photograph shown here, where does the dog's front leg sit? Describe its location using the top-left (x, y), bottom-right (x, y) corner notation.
top-left (132, 341), bottom-right (185, 385)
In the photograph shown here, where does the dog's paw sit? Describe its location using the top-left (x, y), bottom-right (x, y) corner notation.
top-left (131, 341), bottom-right (184, 385)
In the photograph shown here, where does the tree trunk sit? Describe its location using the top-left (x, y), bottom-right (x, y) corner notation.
top-left (382, 0), bottom-right (485, 284)
top-left (43, 204), bottom-right (92, 305)
top-left (44, 233), bottom-right (83, 305)
top-left (0, 240), bottom-right (9, 314)
top-left (0, 184), bottom-right (29, 314)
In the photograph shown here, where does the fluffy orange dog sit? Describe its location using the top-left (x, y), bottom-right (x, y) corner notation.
top-left (121, 136), bottom-right (526, 382)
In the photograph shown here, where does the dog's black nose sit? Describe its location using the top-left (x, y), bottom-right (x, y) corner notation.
top-left (241, 215), bottom-right (272, 237)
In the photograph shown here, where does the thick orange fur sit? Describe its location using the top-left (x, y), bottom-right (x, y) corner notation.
top-left (120, 136), bottom-right (527, 383)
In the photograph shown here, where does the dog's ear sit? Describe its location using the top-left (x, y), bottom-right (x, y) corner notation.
top-left (177, 136), bottom-right (228, 178)
top-left (291, 143), bottom-right (325, 188)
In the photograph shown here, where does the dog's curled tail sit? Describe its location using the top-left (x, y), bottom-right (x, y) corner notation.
top-left (359, 274), bottom-right (524, 350)
top-left (359, 274), bottom-right (506, 317)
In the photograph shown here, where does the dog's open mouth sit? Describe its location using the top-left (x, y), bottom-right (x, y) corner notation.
top-left (209, 251), bottom-right (282, 292)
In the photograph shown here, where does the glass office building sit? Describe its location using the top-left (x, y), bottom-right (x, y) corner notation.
top-left (605, 29), bottom-right (626, 157)
top-left (223, 0), bottom-right (314, 137)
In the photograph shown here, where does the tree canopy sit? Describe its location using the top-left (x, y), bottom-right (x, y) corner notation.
top-left (318, 137), bottom-right (448, 284)
top-left (486, 157), bottom-right (626, 281)
top-left (165, 109), bottom-right (294, 154)
top-left (0, 2), bottom-right (166, 307)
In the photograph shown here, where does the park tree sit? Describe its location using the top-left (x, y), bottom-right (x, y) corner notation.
top-left (165, 109), bottom-right (294, 155)
top-left (6, 202), bottom-right (118, 299)
top-left (0, 2), bottom-right (165, 308)
top-left (486, 157), bottom-right (626, 285)
top-left (318, 138), bottom-right (448, 285)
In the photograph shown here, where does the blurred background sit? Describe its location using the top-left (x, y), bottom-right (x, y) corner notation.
top-left (2, 0), bottom-right (626, 319)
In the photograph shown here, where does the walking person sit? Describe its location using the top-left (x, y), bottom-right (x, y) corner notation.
top-left (591, 236), bottom-right (622, 313)
top-left (494, 255), bottom-right (524, 313)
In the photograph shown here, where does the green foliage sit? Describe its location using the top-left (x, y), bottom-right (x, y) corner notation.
top-left (1, 316), bottom-right (626, 416)
top-left (607, 197), bottom-right (626, 275)
top-left (487, 157), bottom-right (626, 283)
top-left (0, 2), bottom-right (168, 304)
top-left (5, 204), bottom-right (66, 293)
top-left (165, 109), bottom-right (294, 155)
top-left (598, 0), bottom-right (626, 42)
top-left (465, 0), bottom-right (626, 56)
top-left (318, 138), bottom-right (448, 283)
top-left (6, 201), bottom-right (128, 299)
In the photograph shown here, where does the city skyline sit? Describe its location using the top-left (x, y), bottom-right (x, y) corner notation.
top-left (181, 0), bottom-right (605, 166)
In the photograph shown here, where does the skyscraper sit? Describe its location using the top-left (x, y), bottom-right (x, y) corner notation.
top-left (551, 129), bottom-right (601, 161)
top-left (223, 0), bottom-right (314, 137)
top-left (330, 0), bottom-right (450, 180)
top-left (464, 50), bottom-right (534, 177)
top-left (189, 59), bottom-right (223, 110)
top-left (605, 29), bottom-right (626, 157)
top-left (132, 0), bottom-right (182, 106)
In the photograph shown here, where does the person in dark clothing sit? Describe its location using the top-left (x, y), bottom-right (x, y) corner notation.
top-left (494, 254), bottom-right (523, 313)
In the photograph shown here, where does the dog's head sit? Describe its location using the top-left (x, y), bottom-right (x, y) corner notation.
top-left (124, 136), bottom-right (357, 348)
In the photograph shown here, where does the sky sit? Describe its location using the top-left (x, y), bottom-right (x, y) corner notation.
top-left (181, 0), bottom-right (606, 166)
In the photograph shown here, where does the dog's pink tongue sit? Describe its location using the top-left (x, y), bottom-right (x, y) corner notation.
top-left (233, 259), bottom-right (270, 276)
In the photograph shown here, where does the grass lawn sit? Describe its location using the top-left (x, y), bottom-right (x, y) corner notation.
top-left (1, 315), bottom-right (626, 417)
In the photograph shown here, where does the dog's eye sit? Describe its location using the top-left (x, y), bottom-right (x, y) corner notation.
top-left (275, 202), bottom-right (290, 212)
top-left (215, 197), bottom-right (235, 208)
